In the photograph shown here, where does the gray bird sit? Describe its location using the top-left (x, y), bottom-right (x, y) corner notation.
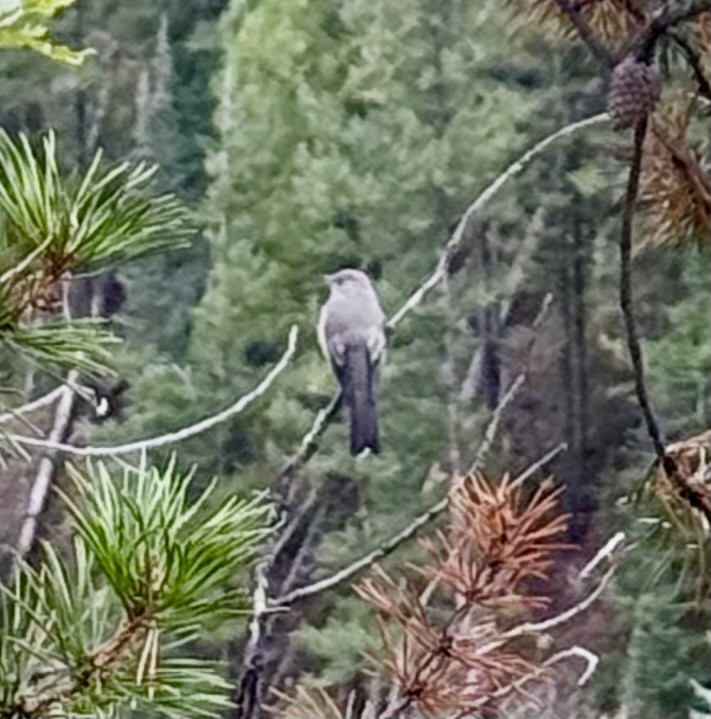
top-left (318, 269), bottom-right (386, 455)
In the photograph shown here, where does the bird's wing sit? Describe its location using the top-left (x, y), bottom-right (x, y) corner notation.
top-left (317, 303), bottom-right (339, 363)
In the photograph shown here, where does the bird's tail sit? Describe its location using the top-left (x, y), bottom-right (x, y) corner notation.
top-left (343, 344), bottom-right (379, 456)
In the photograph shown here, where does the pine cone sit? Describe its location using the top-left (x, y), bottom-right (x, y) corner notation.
top-left (608, 56), bottom-right (660, 129)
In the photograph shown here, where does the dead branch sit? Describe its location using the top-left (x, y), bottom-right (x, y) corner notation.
top-left (510, 443), bottom-right (568, 489)
top-left (16, 372), bottom-right (78, 558)
top-left (386, 115), bottom-right (609, 330)
top-left (0, 386), bottom-right (65, 424)
top-left (503, 559), bottom-right (619, 640)
top-left (7, 326), bottom-right (299, 458)
top-left (579, 530), bottom-right (626, 578)
top-left (479, 645), bottom-right (599, 711)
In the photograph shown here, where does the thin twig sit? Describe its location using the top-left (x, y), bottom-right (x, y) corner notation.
top-left (503, 563), bottom-right (616, 640)
top-left (619, 117), bottom-right (667, 463)
top-left (546, 646), bottom-right (600, 686)
top-left (467, 374), bottom-right (525, 474)
top-left (476, 645), bottom-right (600, 710)
top-left (579, 530), bottom-right (626, 579)
top-left (0, 386), bottom-right (65, 424)
top-left (387, 115), bottom-right (609, 330)
top-left (497, 531), bottom-right (624, 641)
top-left (7, 326), bottom-right (299, 457)
top-left (277, 392), bottom-right (341, 481)
top-left (510, 442), bottom-right (568, 489)
top-left (468, 292), bottom-right (554, 474)
top-left (276, 496), bottom-right (449, 607)
top-left (274, 442), bottom-right (566, 607)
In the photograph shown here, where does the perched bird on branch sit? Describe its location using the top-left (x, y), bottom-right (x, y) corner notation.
top-left (318, 269), bottom-right (386, 455)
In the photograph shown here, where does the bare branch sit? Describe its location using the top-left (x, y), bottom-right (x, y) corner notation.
top-left (387, 115), bottom-right (609, 329)
top-left (468, 291), bottom-right (553, 474)
top-left (478, 645), bottom-right (600, 710)
top-left (16, 372), bottom-right (78, 558)
top-left (0, 386), bottom-right (65, 424)
top-left (467, 374), bottom-right (525, 474)
top-left (277, 392), bottom-right (341, 481)
top-left (503, 562), bottom-right (617, 640)
top-left (546, 646), bottom-right (600, 686)
top-left (510, 442), bottom-right (568, 489)
top-left (7, 326), bottom-right (299, 458)
top-left (579, 530), bottom-right (626, 579)
top-left (276, 496), bottom-right (448, 608)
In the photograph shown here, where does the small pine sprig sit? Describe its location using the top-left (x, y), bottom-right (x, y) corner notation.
top-left (0, 129), bottom-right (194, 377)
top-left (351, 471), bottom-right (571, 718)
top-left (0, 458), bottom-right (271, 719)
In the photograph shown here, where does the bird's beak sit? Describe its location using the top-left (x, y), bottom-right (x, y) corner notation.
top-left (323, 273), bottom-right (333, 286)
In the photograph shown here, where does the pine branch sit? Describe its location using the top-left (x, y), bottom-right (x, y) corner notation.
top-left (13, 612), bottom-right (149, 717)
top-left (6, 326), bottom-right (299, 457)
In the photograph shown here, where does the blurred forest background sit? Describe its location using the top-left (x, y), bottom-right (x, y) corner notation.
top-left (0, 0), bottom-right (709, 717)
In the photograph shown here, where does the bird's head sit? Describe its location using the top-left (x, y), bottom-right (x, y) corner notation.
top-left (324, 268), bottom-right (372, 294)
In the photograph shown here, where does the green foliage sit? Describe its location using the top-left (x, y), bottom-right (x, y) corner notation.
top-left (616, 587), bottom-right (710, 719)
top-left (645, 254), bottom-right (711, 434)
top-left (293, 599), bottom-right (376, 686)
top-left (0, 0), bottom-right (90, 65)
top-left (0, 458), bottom-right (270, 718)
